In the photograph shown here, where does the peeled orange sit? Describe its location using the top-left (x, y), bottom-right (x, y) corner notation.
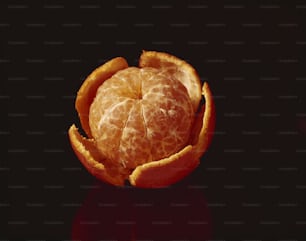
top-left (68, 51), bottom-right (215, 188)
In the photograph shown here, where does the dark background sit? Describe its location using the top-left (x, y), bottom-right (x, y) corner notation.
top-left (1, 0), bottom-right (306, 240)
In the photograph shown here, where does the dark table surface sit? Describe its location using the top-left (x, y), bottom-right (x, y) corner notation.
top-left (1, 1), bottom-right (306, 240)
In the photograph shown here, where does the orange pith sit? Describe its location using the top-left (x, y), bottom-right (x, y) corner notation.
top-left (68, 51), bottom-right (215, 188)
top-left (89, 67), bottom-right (194, 170)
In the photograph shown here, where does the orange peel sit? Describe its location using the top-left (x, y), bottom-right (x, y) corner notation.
top-left (68, 50), bottom-right (215, 188)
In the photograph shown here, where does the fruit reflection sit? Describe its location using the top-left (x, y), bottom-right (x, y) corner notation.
top-left (71, 182), bottom-right (212, 241)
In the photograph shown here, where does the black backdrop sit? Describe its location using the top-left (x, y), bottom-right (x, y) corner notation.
top-left (1, 0), bottom-right (306, 240)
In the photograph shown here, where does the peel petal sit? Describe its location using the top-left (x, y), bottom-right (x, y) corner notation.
top-left (193, 82), bottom-right (216, 159)
top-left (75, 57), bottom-right (128, 138)
top-left (139, 50), bottom-right (202, 112)
top-left (68, 124), bottom-right (125, 186)
top-left (129, 145), bottom-right (199, 188)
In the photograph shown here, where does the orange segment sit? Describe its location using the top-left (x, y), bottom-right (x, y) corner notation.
top-left (75, 57), bottom-right (128, 138)
top-left (139, 50), bottom-right (202, 112)
top-left (89, 98), bottom-right (135, 165)
top-left (118, 101), bottom-right (152, 169)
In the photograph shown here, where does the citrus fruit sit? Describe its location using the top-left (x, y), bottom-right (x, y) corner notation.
top-left (68, 51), bottom-right (215, 188)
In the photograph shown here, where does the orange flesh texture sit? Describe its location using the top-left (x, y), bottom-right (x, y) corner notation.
top-left (89, 67), bottom-right (194, 170)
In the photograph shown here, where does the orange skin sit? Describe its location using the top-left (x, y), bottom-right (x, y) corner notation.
top-left (68, 51), bottom-right (215, 188)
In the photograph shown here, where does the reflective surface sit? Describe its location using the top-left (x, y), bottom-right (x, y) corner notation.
top-left (71, 183), bottom-right (212, 241)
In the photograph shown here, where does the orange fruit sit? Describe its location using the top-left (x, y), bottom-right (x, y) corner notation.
top-left (68, 51), bottom-right (215, 188)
